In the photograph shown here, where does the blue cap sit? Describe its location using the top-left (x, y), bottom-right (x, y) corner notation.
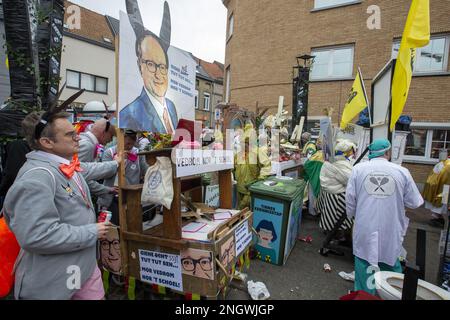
top-left (368, 138), bottom-right (391, 159)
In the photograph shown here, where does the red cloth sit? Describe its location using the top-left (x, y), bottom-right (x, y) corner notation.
top-left (339, 290), bottom-right (382, 300)
top-left (171, 119), bottom-right (202, 146)
top-left (59, 154), bottom-right (83, 179)
top-left (0, 216), bottom-right (20, 297)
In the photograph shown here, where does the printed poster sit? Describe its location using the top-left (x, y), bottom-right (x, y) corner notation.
top-left (253, 198), bottom-right (284, 264)
top-left (99, 227), bottom-right (122, 275)
top-left (180, 248), bottom-right (214, 280)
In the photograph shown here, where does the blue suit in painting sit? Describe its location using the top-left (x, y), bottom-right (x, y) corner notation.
top-left (119, 88), bottom-right (178, 133)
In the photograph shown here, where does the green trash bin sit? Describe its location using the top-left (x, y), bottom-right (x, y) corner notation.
top-left (249, 177), bottom-right (306, 266)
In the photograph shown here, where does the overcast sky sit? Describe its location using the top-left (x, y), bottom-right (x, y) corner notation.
top-left (70, 0), bottom-right (227, 63)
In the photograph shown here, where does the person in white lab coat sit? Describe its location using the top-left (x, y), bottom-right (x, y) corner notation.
top-left (346, 138), bottom-right (423, 295)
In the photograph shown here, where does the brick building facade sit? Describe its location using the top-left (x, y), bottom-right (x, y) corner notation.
top-left (222, 0), bottom-right (450, 183)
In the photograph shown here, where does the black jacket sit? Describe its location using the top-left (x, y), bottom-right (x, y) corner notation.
top-left (0, 139), bottom-right (30, 196)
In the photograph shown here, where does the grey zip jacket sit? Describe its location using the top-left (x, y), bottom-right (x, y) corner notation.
top-left (3, 151), bottom-right (117, 299)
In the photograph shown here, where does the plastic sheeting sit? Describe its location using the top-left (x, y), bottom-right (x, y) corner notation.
top-left (0, 110), bottom-right (26, 137)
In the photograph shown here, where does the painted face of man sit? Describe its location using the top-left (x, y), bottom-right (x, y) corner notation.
top-left (139, 36), bottom-right (168, 103)
top-left (100, 230), bottom-right (122, 273)
top-left (181, 252), bottom-right (213, 279)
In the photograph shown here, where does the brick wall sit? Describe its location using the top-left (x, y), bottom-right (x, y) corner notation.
top-left (224, 0), bottom-right (450, 123)
top-left (403, 162), bottom-right (434, 184)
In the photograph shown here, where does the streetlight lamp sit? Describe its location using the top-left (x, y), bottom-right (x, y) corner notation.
top-left (291, 54), bottom-right (315, 135)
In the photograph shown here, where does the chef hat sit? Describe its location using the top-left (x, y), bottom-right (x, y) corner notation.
top-left (368, 138), bottom-right (391, 159)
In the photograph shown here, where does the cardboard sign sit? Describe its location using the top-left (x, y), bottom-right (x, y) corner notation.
top-left (235, 220), bottom-right (252, 256)
top-left (391, 131), bottom-right (409, 165)
top-left (99, 227), bottom-right (122, 275)
top-left (320, 117), bottom-right (334, 162)
top-left (175, 149), bottom-right (234, 178)
top-left (219, 235), bottom-right (236, 267)
top-left (205, 184), bottom-right (220, 207)
top-left (138, 249), bottom-right (183, 291)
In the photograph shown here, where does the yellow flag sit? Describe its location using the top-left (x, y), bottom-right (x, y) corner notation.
top-left (340, 68), bottom-right (368, 129)
top-left (390, 0), bottom-right (430, 131)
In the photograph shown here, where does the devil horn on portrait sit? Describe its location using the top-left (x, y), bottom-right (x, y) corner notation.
top-left (125, 0), bottom-right (145, 39)
top-left (159, 1), bottom-right (171, 47)
top-left (125, 0), bottom-right (144, 26)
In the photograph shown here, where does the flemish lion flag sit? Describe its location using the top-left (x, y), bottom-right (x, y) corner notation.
top-left (390, 0), bottom-right (430, 131)
top-left (340, 68), bottom-right (368, 129)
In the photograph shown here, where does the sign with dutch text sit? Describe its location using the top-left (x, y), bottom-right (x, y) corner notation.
top-left (174, 149), bottom-right (234, 178)
top-left (235, 220), bottom-right (252, 257)
top-left (138, 249), bottom-right (183, 292)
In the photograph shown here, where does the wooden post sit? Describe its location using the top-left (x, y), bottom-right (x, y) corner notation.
top-left (115, 36), bottom-right (130, 276)
top-left (218, 169), bottom-right (232, 209)
top-left (163, 165), bottom-right (182, 239)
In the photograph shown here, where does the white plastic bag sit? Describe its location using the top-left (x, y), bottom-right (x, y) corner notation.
top-left (247, 280), bottom-right (270, 300)
top-left (141, 157), bottom-right (173, 209)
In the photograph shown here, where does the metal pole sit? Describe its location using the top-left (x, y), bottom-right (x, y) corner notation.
top-left (416, 228), bottom-right (426, 280)
top-left (401, 263), bottom-right (420, 300)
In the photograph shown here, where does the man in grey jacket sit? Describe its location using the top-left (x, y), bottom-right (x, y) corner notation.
top-left (98, 130), bottom-right (148, 226)
top-left (3, 111), bottom-right (122, 299)
top-left (78, 118), bottom-right (117, 197)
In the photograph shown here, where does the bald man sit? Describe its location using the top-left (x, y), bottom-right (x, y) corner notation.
top-left (78, 118), bottom-right (117, 196)
top-left (119, 31), bottom-right (178, 133)
top-left (346, 138), bottom-right (423, 295)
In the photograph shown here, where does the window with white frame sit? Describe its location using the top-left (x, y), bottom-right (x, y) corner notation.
top-left (66, 70), bottom-right (108, 94)
top-left (314, 0), bottom-right (360, 10)
top-left (66, 70), bottom-right (80, 88)
top-left (310, 45), bottom-right (354, 80)
top-left (392, 35), bottom-right (449, 74)
top-left (227, 13), bottom-right (234, 40)
top-left (225, 66), bottom-right (231, 102)
top-left (404, 126), bottom-right (450, 162)
top-left (203, 93), bottom-right (210, 111)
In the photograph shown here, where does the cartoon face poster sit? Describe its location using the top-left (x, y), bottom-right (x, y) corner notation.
top-left (252, 198), bottom-right (284, 264)
top-left (99, 227), bottom-right (122, 275)
top-left (180, 248), bottom-right (214, 280)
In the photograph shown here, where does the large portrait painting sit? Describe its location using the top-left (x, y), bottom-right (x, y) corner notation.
top-left (118, 2), bottom-right (196, 133)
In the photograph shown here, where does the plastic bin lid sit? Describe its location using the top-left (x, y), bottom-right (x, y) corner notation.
top-left (249, 177), bottom-right (306, 201)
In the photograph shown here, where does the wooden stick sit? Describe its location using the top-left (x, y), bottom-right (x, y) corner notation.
top-left (115, 35), bottom-right (130, 277)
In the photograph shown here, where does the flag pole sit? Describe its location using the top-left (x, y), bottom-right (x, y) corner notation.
top-left (358, 67), bottom-right (372, 126)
